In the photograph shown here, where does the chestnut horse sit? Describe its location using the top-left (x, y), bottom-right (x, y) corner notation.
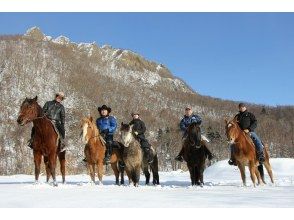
top-left (81, 116), bottom-right (124, 185)
top-left (225, 118), bottom-right (274, 187)
top-left (182, 122), bottom-right (207, 186)
top-left (17, 96), bottom-right (65, 186)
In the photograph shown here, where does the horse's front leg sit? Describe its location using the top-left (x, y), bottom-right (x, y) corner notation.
top-left (237, 162), bottom-right (246, 186)
top-left (48, 153), bottom-right (58, 186)
top-left (33, 151), bottom-right (42, 183)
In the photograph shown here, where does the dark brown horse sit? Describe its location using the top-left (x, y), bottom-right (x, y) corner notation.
top-left (182, 122), bottom-right (207, 186)
top-left (81, 116), bottom-right (124, 185)
top-left (17, 96), bottom-right (65, 186)
top-left (225, 118), bottom-right (274, 186)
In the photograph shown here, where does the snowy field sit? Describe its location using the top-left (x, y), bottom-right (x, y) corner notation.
top-left (0, 158), bottom-right (293, 208)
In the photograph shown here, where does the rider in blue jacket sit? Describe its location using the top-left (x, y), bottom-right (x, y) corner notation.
top-left (175, 106), bottom-right (214, 162)
top-left (96, 105), bottom-right (117, 165)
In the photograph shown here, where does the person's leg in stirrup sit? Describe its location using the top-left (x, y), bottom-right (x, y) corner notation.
top-left (103, 135), bottom-right (113, 165)
top-left (28, 127), bottom-right (35, 149)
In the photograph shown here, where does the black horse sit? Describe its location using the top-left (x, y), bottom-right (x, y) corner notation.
top-left (182, 122), bottom-right (207, 186)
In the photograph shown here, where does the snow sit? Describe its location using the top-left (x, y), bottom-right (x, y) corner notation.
top-left (52, 36), bottom-right (71, 45)
top-left (0, 158), bottom-right (293, 208)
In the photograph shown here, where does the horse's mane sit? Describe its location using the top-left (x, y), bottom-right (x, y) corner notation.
top-left (87, 117), bottom-right (101, 143)
top-left (230, 118), bottom-right (255, 148)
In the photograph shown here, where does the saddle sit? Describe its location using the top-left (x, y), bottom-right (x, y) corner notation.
top-left (99, 135), bottom-right (123, 149)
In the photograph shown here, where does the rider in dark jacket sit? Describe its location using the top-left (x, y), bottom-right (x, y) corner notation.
top-left (129, 112), bottom-right (153, 164)
top-left (228, 103), bottom-right (265, 165)
top-left (96, 105), bottom-right (117, 165)
top-left (28, 92), bottom-right (66, 152)
top-left (175, 106), bottom-right (214, 162)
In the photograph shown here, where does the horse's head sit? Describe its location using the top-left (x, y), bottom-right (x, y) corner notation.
top-left (120, 122), bottom-right (134, 147)
top-left (225, 118), bottom-right (240, 144)
top-left (80, 116), bottom-right (98, 144)
top-left (187, 122), bottom-right (202, 146)
top-left (17, 96), bottom-right (41, 126)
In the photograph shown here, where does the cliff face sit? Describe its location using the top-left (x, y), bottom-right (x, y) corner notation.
top-left (0, 27), bottom-right (293, 174)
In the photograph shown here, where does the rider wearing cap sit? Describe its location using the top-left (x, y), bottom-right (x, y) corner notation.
top-left (129, 112), bottom-right (153, 164)
top-left (28, 92), bottom-right (66, 152)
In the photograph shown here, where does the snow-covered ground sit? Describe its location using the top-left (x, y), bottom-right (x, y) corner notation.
top-left (0, 158), bottom-right (293, 208)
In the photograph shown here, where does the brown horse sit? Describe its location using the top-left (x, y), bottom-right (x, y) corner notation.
top-left (182, 122), bottom-right (207, 186)
top-left (225, 118), bottom-right (274, 187)
top-left (81, 116), bottom-right (124, 185)
top-left (17, 96), bottom-right (65, 186)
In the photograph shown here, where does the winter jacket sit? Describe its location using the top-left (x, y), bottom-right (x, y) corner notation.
top-left (179, 114), bottom-right (202, 134)
top-left (96, 115), bottom-right (117, 135)
top-left (129, 119), bottom-right (146, 135)
top-left (234, 110), bottom-right (257, 132)
top-left (43, 100), bottom-right (65, 125)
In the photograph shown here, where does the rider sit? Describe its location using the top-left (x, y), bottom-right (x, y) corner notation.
top-left (28, 92), bottom-right (66, 152)
top-left (228, 103), bottom-right (265, 165)
top-left (129, 112), bottom-right (153, 164)
top-left (175, 106), bottom-right (214, 162)
top-left (96, 105), bottom-right (117, 165)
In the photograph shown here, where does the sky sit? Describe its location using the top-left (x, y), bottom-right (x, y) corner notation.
top-left (0, 13), bottom-right (293, 106)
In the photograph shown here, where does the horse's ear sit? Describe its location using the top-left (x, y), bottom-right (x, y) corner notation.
top-left (121, 122), bottom-right (124, 126)
top-left (33, 96), bottom-right (38, 102)
top-left (224, 118), bottom-right (228, 124)
top-left (89, 116), bottom-right (93, 122)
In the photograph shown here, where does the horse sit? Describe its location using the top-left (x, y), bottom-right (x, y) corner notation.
top-left (225, 118), bottom-right (274, 187)
top-left (182, 122), bottom-right (207, 186)
top-left (81, 116), bottom-right (124, 185)
top-left (120, 122), bottom-right (160, 186)
top-left (17, 96), bottom-right (65, 186)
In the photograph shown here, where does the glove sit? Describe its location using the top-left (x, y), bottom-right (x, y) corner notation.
top-left (134, 131), bottom-right (139, 136)
top-left (244, 129), bottom-right (250, 133)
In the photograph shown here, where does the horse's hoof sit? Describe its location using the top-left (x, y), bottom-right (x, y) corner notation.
top-left (53, 181), bottom-right (58, 187)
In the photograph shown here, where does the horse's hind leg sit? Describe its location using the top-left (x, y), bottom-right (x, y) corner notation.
top-left (264, 160), bottom-right (274, 184)
top-left (33, 151), bottom-right (42, 183)
top-left (58, 151), bottom-right (66, 184)
top-left (257, 164), bottom-right (265, 184)
top-left (111, 162), bottom-right (120, 185)
top-left (142, 163), bottom-right (150, 185)
top-left (150, 156), bottom-right (160, 185)
top-left (255, 167), bottom-right (262, 185)
top-left (119, 162), bottom-right (125, 185)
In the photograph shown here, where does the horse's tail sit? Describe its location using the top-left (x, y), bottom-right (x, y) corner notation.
top-left (264, 143), bottom-right (270, 159)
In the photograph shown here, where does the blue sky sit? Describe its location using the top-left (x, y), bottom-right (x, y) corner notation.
top-left (0, 13), bottom-right (293, 106)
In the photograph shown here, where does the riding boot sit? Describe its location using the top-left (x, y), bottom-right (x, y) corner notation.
top-left (257, 151), bottom-right (265, 164)
top-left (27, 139), bottom-right (33, 149)
top-left (59, 138), bottom-right (66, 152)
top-left (175, 148), bottom-right (184, 162)
top-left (103, 143), bottom-right (112, 165)
top-left (204, 144), bottom-right (214, 161)
top-left (28, 127), bottom-right (35, 149)
top-left (143, 147), bottom-right (153, 164)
